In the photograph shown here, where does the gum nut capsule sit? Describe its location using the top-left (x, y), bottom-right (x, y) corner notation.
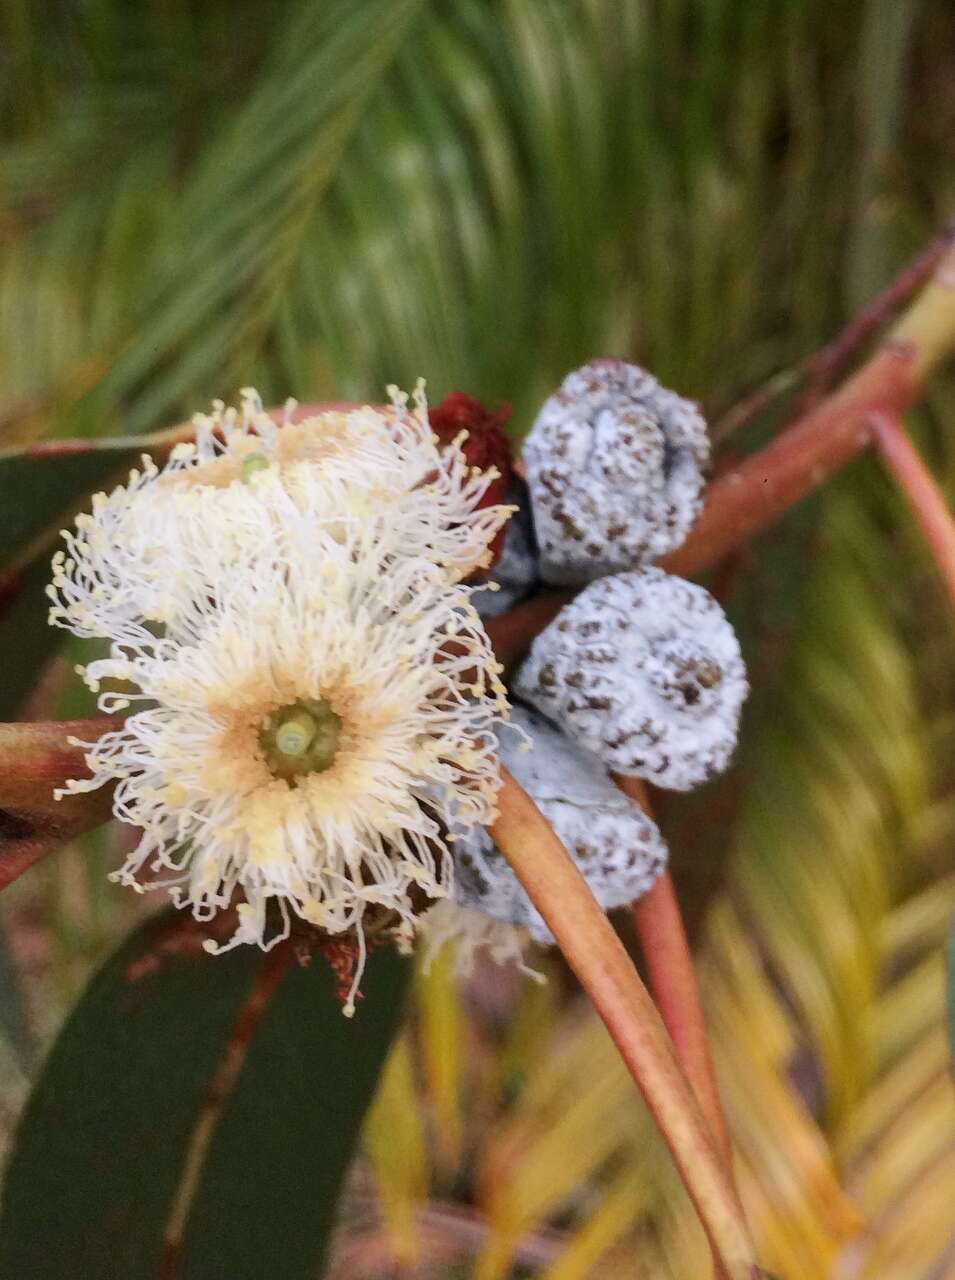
top-left (523, 359), bottom-right (709, 585)
top-left (514, 567), bottom-right (748, 791)
top-left (471, 477), bottom-right (540, 618)
top-left (451, 703), bottom-right (667, 943)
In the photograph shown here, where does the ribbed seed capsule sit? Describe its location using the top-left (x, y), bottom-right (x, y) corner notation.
top-left (450, 703), bottom-right (667, 942)
top-left (515, 567), bottom-right (748, 791)
top-left (523, 359), bottom-right (709, 585)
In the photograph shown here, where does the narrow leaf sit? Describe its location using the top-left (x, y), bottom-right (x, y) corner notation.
top-left (0, 440), bottom-right (144, 573)
top-left (942, 916), bottom-right (947, 1064)
top-left (0, 560), bottom-right (64, 719)
top-left (0, 910), bottom-right (410, 1279)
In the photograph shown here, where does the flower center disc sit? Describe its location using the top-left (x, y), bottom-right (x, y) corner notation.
top-left (259, 698), bottom-right (341, 781)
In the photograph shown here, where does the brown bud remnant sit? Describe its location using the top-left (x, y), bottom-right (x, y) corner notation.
top-left (451, 704), bottom-right (667, 941)
top-left (428, 391), bottom-right (513, 567)
top-left (523, 359), bottom-right (709, 585)
top-left (514, 568), bottom-right (747, 791)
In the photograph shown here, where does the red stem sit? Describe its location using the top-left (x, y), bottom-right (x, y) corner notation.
top-left (631, 873), bottom-right (731, 1169)
top-left (663, 345), bottom-right (917, 579)
top-left (712, 219), bottom-right (955, 441)
top-left (868, 411), bottom-right (955, 613)
top-left (615, 776), bottom-right (733, 1177)
top-left (793, 222), bottom-right (955, 411)
top-left (489, 767), bottom-right (758, 1277)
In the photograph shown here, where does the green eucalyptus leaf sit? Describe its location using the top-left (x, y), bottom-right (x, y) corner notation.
top-left (0, 439), bottom-right (144, 573)
top-left (0, 910), bottom-right (410, 1279)
top-left (0, 559), bottom-right (64, 720)
top-left (947, 912), bottom-right (955, 1067)
top-left (0, 919), bottom-right (36, 1075)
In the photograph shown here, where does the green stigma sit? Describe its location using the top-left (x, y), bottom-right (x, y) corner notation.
top-left (259, 699), bottom-right (341, 781)
top-left (276, 710), bottom-right (317, 756)
top-left (241, 451), bottom-right (270, 482)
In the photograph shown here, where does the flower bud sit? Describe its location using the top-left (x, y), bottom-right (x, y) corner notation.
top-left (451, 704), bottom-right (667, 942)
top-left (515, 568), bottom-right (747, 790)
top-left (523, 359), bottom-right (709, 584)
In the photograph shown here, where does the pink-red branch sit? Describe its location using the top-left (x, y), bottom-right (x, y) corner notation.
top-left (615, 776), bottom-right (733, 1178)
top-left (632, 873), bottom-right (731, 1167)
top-left (713, 220), bottom-right (955, 440)
top-left (667, 243), bottom-right (955, 578)
top-left (788, 222), bottom-right (955, 416)
top-left (868, 411), bottom-right (955, 613)
top-left (490, 767), bottom-right (759, 1279)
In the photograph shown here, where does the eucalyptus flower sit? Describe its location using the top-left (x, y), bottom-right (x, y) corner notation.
top-left (50, 386), bottom-right (506, 643)
top-left (51, 387), bottom-right (513, 1011)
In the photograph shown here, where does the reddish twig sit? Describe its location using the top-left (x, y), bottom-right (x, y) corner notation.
top-left (490, 767), bottom-right (758, 1279)
top-left (713, 219), bottom-right (955, 441)
top-left (615, 778), bottom-right (732, 1179)
top-left (793, 220), bottom-right (955, 411)
top-left (665, 243), bottom-right (955, 579)
top-left (633, 876), bottom-right (730, 1159)
top-left (617, 779), bottom-right (734, 1280)
top-left (868, 411), bottom-right (955, 613)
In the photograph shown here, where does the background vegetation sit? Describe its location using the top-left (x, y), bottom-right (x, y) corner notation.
top-left (1, 1), bottom-right (954, 1275)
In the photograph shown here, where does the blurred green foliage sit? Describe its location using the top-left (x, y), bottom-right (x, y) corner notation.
top-left (2, 0), bottom-right (952, 443)
top-left (2, 1), bottom-right (955, 1277)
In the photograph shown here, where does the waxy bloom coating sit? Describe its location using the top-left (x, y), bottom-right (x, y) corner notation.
top-left (515, 569), bottom-right (747, 791)
top-left (523, 359), bottom-right (709, 585)
top-left (471, 478), bottom-right (539, 618)
top-left (50, 387), bottom-right (513, 1009)
top-left (435, 703), bottom-right (667, 955)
